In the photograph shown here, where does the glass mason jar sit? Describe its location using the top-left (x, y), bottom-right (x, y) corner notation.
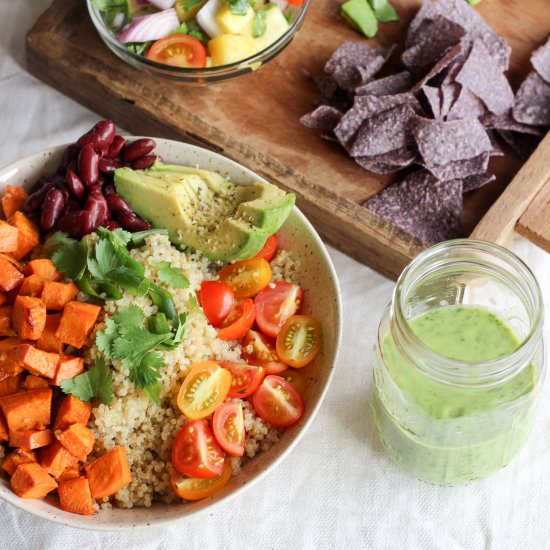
top-left (371, 240), bottom-right (545, 486)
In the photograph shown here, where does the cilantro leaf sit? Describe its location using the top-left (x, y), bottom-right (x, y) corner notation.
top-left (128, 351), bottom-right (165, 388)
top-left (108, 267), bottom-right (150, 295)
top-left (126, 42), bottom-right (151, 56)
top-left (154, 261), bottom-right (190, 289)
top-left (44, 232), bottom-right (88, 281)
top-left (170, 23), bottom-right (189, 35)
top-left (112, 327), bottom-right (170, 361)
top-left (143, 383), bottom-right (162, 404)
top-left (228, 0), bottom-right (250, 15)
top-left (96, 318), bottom-right (118, 360)
top-left (89, 238), bottom-right (126, 279)
top-left (185, 20), bottom-right (209, 44)
top-left (158, 312), bottom-right (188, 350)
top-left (188, 293), bottom-right (199, 310)
top-left (252, 7), bottom-right (268, 38)
top-left (60, 358), bottom-right (113, 404)
top-left (97, 226), bottom-right (132, 247)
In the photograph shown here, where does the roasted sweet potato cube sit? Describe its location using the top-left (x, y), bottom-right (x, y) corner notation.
top-left (10, 462), bottom-right (57, 499)
top-left (0, 374), bottom-right (22, 396)
top-left (53, 356), bottom-right (84, 386)
top-left (0, 338), bottom-right (26, 378)
top-left (58, 465), bottom-right (81, 483)
top-left (0, 221), bottom-right (19, 253)
top-left (0, 305), bottom-right (14, 337)
top-left (0, 388), bottom-right (52, 431)
top-left (56, 301), bottom-right (100, 349)
top-left (36, 314), bottom-right (63, 353)
top-left (58, 476), bottom-right (97, 515)
top-left (9, 428), bottom-right (53, 450)
top-left (1, 186), bottom-right (27, 220)
top-left (55, 423), bottom-right (95, 461)
top-left (23, 375), bottom-right (50, 390)
top-left (25, 259), bottom-right (61, 282)
top-left (53, 395), bottom-right (91, 431)
top-left (0, 412), bottom-right (8, 441)
top-left (85, 446), bottom-right (132, 499)
top-left (39, 441), bottom-right (79, 479)
top-left (1, 448), bottom-right (36, 475)
top-left (8, 212), bottom-right (39, 260)
top-left (18, 275), bottom-right (45, 298)
top-left (10, 344), bottom-right (59, 379)
top-left (41, 281), bottom-right (78, 311)
top-left (0, 256), bottom-right (24, 292)
top-left (12, 295), bottom-right (46, 340)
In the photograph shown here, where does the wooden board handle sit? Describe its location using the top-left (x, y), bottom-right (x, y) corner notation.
top-left (471, 131), bottom-right (550, 248)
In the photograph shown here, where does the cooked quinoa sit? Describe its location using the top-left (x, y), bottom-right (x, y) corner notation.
top-left (87, 234), bottom-right (290, 509)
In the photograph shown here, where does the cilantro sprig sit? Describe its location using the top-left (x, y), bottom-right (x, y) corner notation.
top-left (61, 358), bottom-right (113, 405)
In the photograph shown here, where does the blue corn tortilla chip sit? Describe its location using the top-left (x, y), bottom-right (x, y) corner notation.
top-left (481, 111), bottom-right (545, 136)
top-left (461, 173), bottom-right (495, 193)
top-left (363, 169), bottom-right (464, 243)
top-left (512, 72), bottom-right (550, 127)
top-left (324, 42), bottom-right (393, 91)
top-left (355, 71), bottom-right (412, 96)
top-left (350, 104), bottom-right (417, 157)
top-left (421, 86), bottom-right (442, 118)
top-left (497, 130), bottom-right (540, 160)
top-left (300, 106), bottom-right (343, 131)
top-left (422, 152), bottom-right (490, 180)
top-left (439, 81), bottom-right (461, 117)
top-left (455, 39), bottom-right (514, 115)
top-left (531, 35), bottom-right (550, 84)
top-left (446, 85), bottom-right (486, 120)
top-left (355, 146), bottom-right (417, 174)
top-left (412, 116), bottom-right (492, 165)
top-left (410, 43), bottom-right (464, 92)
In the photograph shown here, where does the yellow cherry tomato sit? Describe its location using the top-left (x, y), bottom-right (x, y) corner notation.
top-left (276, 315), bottom-right (321, 368)
top-left (170, 464), bottom-right (232, 501)
top-left (219, 258), bottom-right (272, 299)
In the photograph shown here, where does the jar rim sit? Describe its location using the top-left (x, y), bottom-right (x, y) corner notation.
top-left (391, 239), bottom-right (544, 387)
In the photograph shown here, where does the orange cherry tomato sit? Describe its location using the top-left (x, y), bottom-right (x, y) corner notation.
top-left (217, 299), bottom-right (256, 341)
top-left (171, 419), bottom-right (225, 479)
top-left (212, 401), bottom-right (245, 457)
top-left (146, 34), bottom-right (207, 68)
top-left (170, 464), bottom-right (232, 501)
top-left (219, 258), bottom-right (272, 299)
top-left (177, 361), bottom-right (232, 419)
top-left (252, 375), bottom-right (305, 427)
top-left (220, 361), bottom-right (265, 398)
top-left (242, 329), bottom-right (287, 374)
top-left (253, 234), bottom-right (279, 261)
top-left (276, 315), bottom-right (321, 368)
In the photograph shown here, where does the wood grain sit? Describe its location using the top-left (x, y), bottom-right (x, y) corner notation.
top-left (471, 132), bottom-right (550, 245)
top-left (516, 176), bottom-right (550, 253)
top-left (25, 0), bottom-right (550, 278)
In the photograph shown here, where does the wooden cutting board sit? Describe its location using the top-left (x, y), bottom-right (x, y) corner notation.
top-left (25, 0), bottom-right (550, 278)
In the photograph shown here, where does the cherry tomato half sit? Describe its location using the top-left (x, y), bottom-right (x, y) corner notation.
top-left (252, 375), bottom-right (305, 427)
top-left (253, 234), bottom-right (278, 261)
top-left (171, 464), bottom-right (232, 501)
top-left (287, 0), bottom-right (304, 5)
top-left (172, 419), bottom-right (225, 479)
top-left (219, 258), bottom-right (272, 299)
top-left (276, 315), bottom-right (321, 368)
top-left (177, 361), bottom-right (232, 419)
top-left (280, 368), bottom-right (308, 397)
top-left (217, 299), bottom-right (256, 341)
top-left (255, 281), bottom-right (303, 338)
top-left (242, 329), bottom-right (287, 374)
top-left (146, 34), bottom-right (207, 68)
top-left (213, 401), bottom-right (245, 457)
top-left (199, 281), bottom-right (234, 327)
top-left (220, 361), bottom-right (265, 398)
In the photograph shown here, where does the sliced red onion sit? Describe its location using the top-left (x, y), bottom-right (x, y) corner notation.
top-left (111, 12), bottom-right (126, 28)
top-left (269, 0), bottom-right (289, 9)
top-left (149, 0), bottom-right (176, 8)
top-left (117, 8), bottom-right (179, 43)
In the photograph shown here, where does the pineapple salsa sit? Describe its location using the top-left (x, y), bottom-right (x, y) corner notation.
top-left (93, 0), bottom-right (301, 68)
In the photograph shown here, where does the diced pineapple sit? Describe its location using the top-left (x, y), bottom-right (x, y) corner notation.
top-left (208, 34), bottom-right (258, 66)
top-left (252, 0), bottom-right (266, 10)
top-left (251, 5), bottom-right (290, 52)
top-left (215, 3), bottom-right (256, 34)
top-left (175, 0), bottom-right (208, 22)
top-left (206, 56), bottom-right (213, 67)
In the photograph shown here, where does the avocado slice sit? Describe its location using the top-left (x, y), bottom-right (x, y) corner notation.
top-left (114, 164), bottom-right (295, 261)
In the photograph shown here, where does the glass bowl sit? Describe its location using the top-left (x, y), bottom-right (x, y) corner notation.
top-left (87, 0), bottom-right (310, 84)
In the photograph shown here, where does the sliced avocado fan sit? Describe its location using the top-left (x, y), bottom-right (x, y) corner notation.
top-left (114, 163), bottom-right (295, 261)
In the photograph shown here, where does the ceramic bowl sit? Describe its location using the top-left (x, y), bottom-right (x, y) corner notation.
top-left (0, 137), bottom-right (341, 530)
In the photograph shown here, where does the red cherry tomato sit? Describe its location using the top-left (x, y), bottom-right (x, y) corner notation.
top-left (171, 419), bottom-right (225, 479)
top-left (252, 375), bottom-right (305, 427)
top-left (253, 234), bottom-right (279, 261)
top-left (220, 361), bottom-right (265, 398)
top-left (287, 0), bottom-right (304, 5)
top-left (255, 282), bottom-right (303, 338)
top-left (242, 330), bottom-right (287, 374)
top-left (146, 34), bottom-right (207, 68)
top-left (199, 281), bottom-right (235, 327)
top-left (217, 299), bottom-right (256, 341)
top-left (212, 401), bottom-right (245, 457)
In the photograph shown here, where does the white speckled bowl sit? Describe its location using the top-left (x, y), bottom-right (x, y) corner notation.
top-left (0, 138), bottom-right (342, 530)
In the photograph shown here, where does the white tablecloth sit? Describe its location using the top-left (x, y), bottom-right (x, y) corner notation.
top-left (1, 3), bottom-right (549, 549)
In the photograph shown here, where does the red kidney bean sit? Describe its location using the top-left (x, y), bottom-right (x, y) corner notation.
top-left (58, 144), bottom-right (80, 175)
top-left (103, 220), bottom-right (121, 230)
top-left (102, 183), bottom-right (116, 197)
top-left (23, 181), bottom-right (55, 213)
top-left (77, 120), bottom-right (116, 152)
top-left (66, 170), bottom-right (85, 200)
top-left (106, 194), bottom-right (132, 216)
top-left (76, 210), bottom-right (96, 236)
top-left (99, 158), bottom-right (123, 174)
top-left (85, 192), bottom-right (109, 228)
top-left (41, 188), bottom-right (66, 231)
top-left (78, 144), bottom-right (99, 186)
top-left (28, 176), bottom-right (48, 195)
top-left (121, 139), bottom-right (156, 163)
top-left (131, 154), bottom-right (157, 170)
top-left (107, 135), bottom-right (125, 159)
top-left (117, 211), bottom-right (151, 231)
